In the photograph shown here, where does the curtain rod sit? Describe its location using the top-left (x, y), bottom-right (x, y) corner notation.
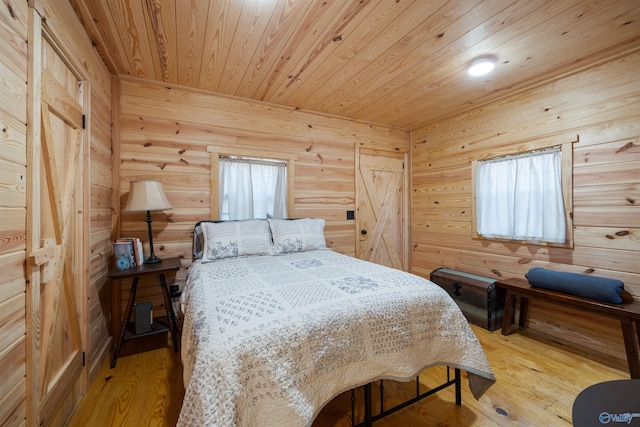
top-left (219, 155), bottom-right (287, 166)
top-left (481, 145), bottom-right (561, 164)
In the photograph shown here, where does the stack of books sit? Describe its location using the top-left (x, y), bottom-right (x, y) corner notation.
top-left (113, 237), bottom-right (144, 270)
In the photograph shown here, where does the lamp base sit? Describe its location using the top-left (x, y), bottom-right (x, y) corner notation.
top-left (144, 210), bottom-right (162, 264)
top-left (145, 254), bottom-right (162, 264)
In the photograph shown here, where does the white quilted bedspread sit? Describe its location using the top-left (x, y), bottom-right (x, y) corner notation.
top-left (178, 250), bottom-right (495, 426)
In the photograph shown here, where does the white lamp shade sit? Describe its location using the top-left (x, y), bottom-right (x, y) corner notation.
top-left (124, 180), bottom-right (172, 212)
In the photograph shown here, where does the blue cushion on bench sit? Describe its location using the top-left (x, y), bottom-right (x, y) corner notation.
top-left (525, 268), bottom-right (624, 304)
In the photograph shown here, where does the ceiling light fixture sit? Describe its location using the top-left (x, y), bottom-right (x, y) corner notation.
top-left (468, 56), bottom-right (496, 76)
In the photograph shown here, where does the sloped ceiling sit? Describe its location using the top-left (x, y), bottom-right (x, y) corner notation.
top-left (71, 0), bottom-right (640, 130)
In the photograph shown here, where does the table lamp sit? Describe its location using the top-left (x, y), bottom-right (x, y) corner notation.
top-left (123, 180), bottom-right (172, 264)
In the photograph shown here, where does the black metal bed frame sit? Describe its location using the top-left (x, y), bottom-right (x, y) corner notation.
top-left (350, 367), bottom-right (461, 427)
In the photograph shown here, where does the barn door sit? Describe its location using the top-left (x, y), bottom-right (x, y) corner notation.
top-left (356, 150), bottom-right (406, 270)
top-left (27, 20), bottom-right (86, 426)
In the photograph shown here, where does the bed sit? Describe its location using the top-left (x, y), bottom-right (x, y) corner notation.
top-left (178, 218), bottom-right (495, 426)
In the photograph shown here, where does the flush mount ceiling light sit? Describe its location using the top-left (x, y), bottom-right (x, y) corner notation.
top-left (468, 56), bottom-right (496, 76)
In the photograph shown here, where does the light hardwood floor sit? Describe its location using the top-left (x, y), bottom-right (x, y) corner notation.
top-left (69, 325), bottom-right (627, 426)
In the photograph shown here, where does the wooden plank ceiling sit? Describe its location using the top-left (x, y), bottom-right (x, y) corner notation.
top-left (70, 0), bottom-right (640, 130)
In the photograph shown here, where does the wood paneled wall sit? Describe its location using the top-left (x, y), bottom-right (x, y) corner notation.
top-left (411, 49), bottom-right (640, 366)
top-left (0, 0), bottom-right (111, 425)
top-left (0, 1), bottom-right (28, 424)
top-left (114, 77), bottom-right (408, 315)
top-left (86, 75), bottom-right (113, 380)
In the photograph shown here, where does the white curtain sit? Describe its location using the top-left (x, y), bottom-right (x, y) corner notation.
top-left (476, 148), bottom-right (565, 243)
top-left (219, 158), bottom-right (287, 220)
top-left (273, 165), bottom-right (287, 219)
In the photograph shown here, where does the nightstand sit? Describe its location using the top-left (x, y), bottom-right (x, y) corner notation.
top-left (108, 256), bottom-right (182, 368)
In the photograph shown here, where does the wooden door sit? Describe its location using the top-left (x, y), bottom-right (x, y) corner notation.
top-left (27, 23), bottom-right (86, 426)
top-left (356, 150), bottom-right (406, 270)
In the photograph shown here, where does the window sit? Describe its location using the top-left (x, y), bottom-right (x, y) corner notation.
top-left (472, 143), bottom-right (573, 246)
top-left (208, 146), bottom-right (296, 221)
top-left (219, 157), bottom-right (287, 220)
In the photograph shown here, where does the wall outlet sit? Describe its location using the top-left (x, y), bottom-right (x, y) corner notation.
top-left (169, 285), bottom-right (181, 298)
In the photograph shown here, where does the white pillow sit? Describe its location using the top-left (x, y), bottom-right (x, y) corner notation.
top-left (267, 218), bottom-right (327, 253)
top-left (201, 219), bottom-right (273, 262)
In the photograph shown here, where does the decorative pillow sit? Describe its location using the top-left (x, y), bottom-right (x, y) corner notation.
top-left (267, 218), bottom-right (327, 254)
top-left (525, 267), bottom-right (624, 304)
top-left (201, 219), bottom-right (273, 262)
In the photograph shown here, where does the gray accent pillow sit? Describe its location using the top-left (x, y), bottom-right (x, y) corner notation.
top-left (201, 219), bottom-right (273, 262)
top-left (268, 218), bottom-right (326, 254)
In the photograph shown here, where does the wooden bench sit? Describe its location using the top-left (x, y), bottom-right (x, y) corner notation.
top-left (495, 277), bottom-right (640, 379)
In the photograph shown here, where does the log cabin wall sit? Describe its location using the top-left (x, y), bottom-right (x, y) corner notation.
top-left (114, 76), bottom-right (409, 318)
top-left (0, 0), bottom-right (111, 425)
top-left (0, 1), bottom-right (28, 425)
top-left (410, 49), bottom-right (640, 367)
